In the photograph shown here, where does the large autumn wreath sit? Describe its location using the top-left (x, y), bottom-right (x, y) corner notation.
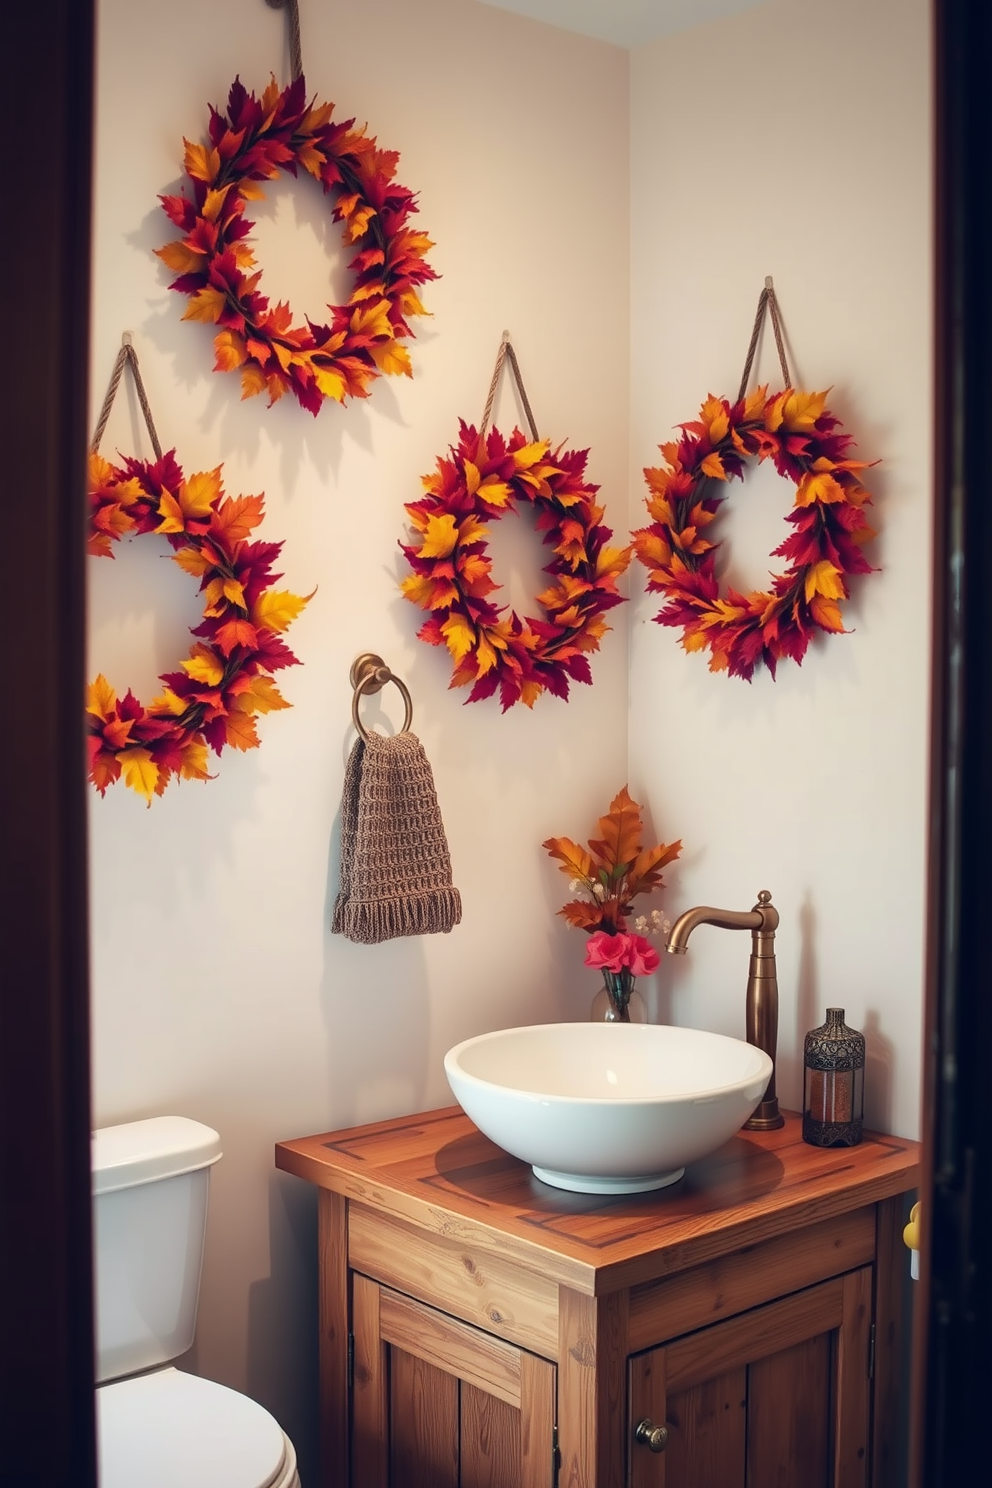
top-left (631, 385), bottom-right (878, 680)
top-left (87, 450), bottom-right (310, 802)
top-left (157, 74), bottom-right (437, 415)
top-left (400, 421), bottom-right (631, 710)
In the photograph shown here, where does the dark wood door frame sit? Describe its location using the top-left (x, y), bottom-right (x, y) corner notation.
top-left (0, 2), bottom-right (97, 1486)
top-left (916, 0), bottom-right (992, 1478)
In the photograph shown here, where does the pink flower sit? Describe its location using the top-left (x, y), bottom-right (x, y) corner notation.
top-left (584, 931), bottom-right (660, 977)
top-left (584, 931), bottom-right (628, 972)
top-left (626, 933), bottom-right (660, 977)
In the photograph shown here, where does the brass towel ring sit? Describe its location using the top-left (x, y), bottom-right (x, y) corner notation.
top-left (350, 653), bottom-right (414, 742)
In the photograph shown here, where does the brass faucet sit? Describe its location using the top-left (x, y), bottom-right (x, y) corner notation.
top-left (666, 889), bottom-right (784, 1130)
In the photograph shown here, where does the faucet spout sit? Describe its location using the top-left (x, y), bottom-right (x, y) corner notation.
top-left (664, 890), bottom-right (784, 1131)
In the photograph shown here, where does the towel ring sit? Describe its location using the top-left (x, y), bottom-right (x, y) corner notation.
top-left (350, 653), bottom-right (414, 741)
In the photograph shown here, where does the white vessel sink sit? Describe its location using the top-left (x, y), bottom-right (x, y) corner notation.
top-left (444, 1022), bottom-right (773, 1194)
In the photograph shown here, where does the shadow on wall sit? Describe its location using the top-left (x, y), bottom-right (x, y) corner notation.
top-left (246, 1174), bottom-right (320, 1486)
top-left (320, 800), bottom-right (433, 1126)
top-left (796, 894), bottom-right (894, 1132)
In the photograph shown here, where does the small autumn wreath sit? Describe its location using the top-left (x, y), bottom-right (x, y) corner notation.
top-left (157, 74), bottom-right (437, 415)
top-left (400, 420), bottom-right (631, 710)
top-left (87, 449), bottom-right (310, 802)
top-left (631, 384), bottom-right (878, 680)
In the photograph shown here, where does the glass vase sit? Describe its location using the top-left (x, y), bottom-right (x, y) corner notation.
top-left (590, 969), bottom-right (647, 1023)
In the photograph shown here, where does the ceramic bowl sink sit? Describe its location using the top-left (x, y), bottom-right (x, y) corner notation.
top-left (444, 1022), bottom-right (773, 1194)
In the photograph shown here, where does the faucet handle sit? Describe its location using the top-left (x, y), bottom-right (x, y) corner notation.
top-left (756, 889), bottom-right (772, 905)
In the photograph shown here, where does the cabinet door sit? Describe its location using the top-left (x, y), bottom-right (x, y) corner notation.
top-left (351, 1272), bottom-right (557, 1488)
top-left (628, 1268), bottom-right (872, 1488)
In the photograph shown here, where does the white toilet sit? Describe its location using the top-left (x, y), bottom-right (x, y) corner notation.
top-left (92, 1115), bottom-right (301, 1488)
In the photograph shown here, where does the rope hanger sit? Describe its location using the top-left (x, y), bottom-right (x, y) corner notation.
top-left (738, 276), bottom-right (792, 401)
top-left (91, 333), bottom-right (163, 459)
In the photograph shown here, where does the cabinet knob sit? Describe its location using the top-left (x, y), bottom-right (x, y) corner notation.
top-left (634, 1417), bottom-right (669, 1453)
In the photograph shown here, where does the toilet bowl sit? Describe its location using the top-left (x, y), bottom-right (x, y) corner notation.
top-left (93, 1115), bottom-right (302, 1488)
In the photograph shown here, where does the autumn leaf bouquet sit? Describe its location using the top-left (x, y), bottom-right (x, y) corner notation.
top-left (543, 788), bottom-right (681, 1022)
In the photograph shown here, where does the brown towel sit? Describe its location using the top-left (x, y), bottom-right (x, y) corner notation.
top-left (331, 731), bottom-right (462, 945)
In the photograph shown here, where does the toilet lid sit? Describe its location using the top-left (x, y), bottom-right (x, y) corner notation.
top-left (97, 1367), bottom-right (289, 1488)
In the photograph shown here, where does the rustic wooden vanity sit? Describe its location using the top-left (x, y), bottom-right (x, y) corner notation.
top-left (275, 1107), bottom-right (918, 1488)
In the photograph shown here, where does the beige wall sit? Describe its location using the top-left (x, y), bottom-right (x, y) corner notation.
top-left (89, 0), bottom-right (629, 1473)
top-left (89, 0), bottom-right (930, 1477)
top-left (628, 0), bottom-right (932, 1140)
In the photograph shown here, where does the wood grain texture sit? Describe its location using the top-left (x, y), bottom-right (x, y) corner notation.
top-left (871, 1195), bottom-right (910, 1488)
top-left (629, 1206), bottom-right (875, 1351)
top-left (276, 1108), bottom-right (919, 1295)
top-left (389, 1348), bottom-right (458, 1488)
top-left (460, 1383), bottom-right (521, 1488)
top-left (379, 1286), bottom-right (522, 1407)
top-left (667, 1369), bottom-right (746, 1488)
top-left (748, 1335), bottom-right (831, 1488)
top-left (834, 1267), bottom-right (872, 1487)
top-left (317, 1190), bottom-right (349, 1488)
top-left (519, 1352), bottom-right (557, 1488)
top-left (557, 1286), bottom-right (628, 1488)
top-left (350, 1201), bottom-right (559, 1357)
top-left (666, 1278), bottom-right (844, 1394)
top-left (629, 1348), bottom-right (668, 1488)
top-left (351, 1272), bottom-right (388, 1488)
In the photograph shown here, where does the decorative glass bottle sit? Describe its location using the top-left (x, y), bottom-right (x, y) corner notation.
top-left (802, 1007), bottom-right (865, 1147)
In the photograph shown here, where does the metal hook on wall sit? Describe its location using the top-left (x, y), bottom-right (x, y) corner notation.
top-left (349, 654), bottom-right (414, 741)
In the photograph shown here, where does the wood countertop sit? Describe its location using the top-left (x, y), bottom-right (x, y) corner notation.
top-left (276, 1106), bottom-right (920, 1296)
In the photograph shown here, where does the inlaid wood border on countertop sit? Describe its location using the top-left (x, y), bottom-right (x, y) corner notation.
top-left (276, 1108), bottom-right (919, 1296)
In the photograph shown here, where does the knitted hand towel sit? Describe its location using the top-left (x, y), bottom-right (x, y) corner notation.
top-left (332, 731), bottom-right (462, 945)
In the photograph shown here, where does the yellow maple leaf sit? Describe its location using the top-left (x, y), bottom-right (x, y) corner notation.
top-left (700, 396), bottom-right (729, 444)
top-left (782, 388), bottom-right (829, 431)
top-left (230, 675), bottom-right (290, 715)
top-left (183, 139), bottom-right (221, 183)
top-left (418, 513), bottom-right (459, 560)
top-left (155, 239), bottom-right (206, 275)
top-left (149, 687), bottom-right (189, 716)
top-left (311, 362), bottom-right (347, 402)
top-left (200, 185), bottom-right (232, 223)
top-left (477, 477), bottom-right (513, 508)
top-left (371, 341), bottom-right (412, 377)
top-left (400, 573), bottom-right (435, 607)
top-left (214, 329), bottom-right (247, 371)
top-left (809, 594), bottom-right (846, 632)
top-left (179, 739), bottom-right (212, 782)
top-left (700, 452), bottom-right (727, 480)
top-left (120, 748), bottom-right (159, 804)
top-left (253, 588), bottom-right (311, 634)
top-left (181, 643), bottom-right (225, 686)
top-left (182, 286), bottom-right (226, 324)
top-left (440, 613), bottom-right (475, 663)
top-left (795, 470), bottom-right (845, 507)
top-left (225, 712), bottom-right (260, 752)
top-left (804, 560), bottom-right (846, 603)
top-left (86, 674), bottom-right (117, 719)
top-left (349, 299), bottom-right (392, 340)
top-left (241, 363), bottom-right (268, 400)
top-left (172, 546), bottom-right (212, 578)
top-left (512, 440), bottom-right (551, 471)
top-left (183, 469), bottom-right (223, 518)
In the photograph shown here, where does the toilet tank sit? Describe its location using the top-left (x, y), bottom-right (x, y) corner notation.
top-left (92, 1116), bottom-right (222, 1384)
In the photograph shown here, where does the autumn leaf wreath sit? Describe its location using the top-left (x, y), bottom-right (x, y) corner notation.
top-left (87, 451), bottom-right (310, 802)
top-left (632, 386), bottom-right (878, 680)
top-left (400, 421), bottom-right (631, 711)
top-left (157, 75), bottom-right (437, 415)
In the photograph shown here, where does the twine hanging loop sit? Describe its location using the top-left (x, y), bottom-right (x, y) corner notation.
top-left (265, 0), bottom-right (304, 83)
top-left (91, 333), bottom-right (163, 460)
top-left (737, 276), bottom-right (792, 402)
top-left (480, 331), bottom-right (540, 442)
